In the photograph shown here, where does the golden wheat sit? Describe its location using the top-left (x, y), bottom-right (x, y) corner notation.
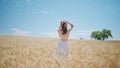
top-left (0, 35), bottom-right (120, 68)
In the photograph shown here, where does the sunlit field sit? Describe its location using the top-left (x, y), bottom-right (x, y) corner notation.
top-left (0, 35), bottom-right (120, 68)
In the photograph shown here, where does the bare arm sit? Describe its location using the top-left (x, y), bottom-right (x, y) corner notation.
top-left (65, 20), bottom-right (74, 31)
top-left (57, 24), bottom-right (61, 31)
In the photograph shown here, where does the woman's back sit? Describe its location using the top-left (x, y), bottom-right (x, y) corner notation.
top-left (58, 30), bottom-right (70, 41)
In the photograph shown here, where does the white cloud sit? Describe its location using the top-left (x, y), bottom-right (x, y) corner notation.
top-left (15, 1), bottom-right (23, 7)
top-left (11, 28), bottom-right (31, 36)
top-left (39, 32), bottom-right (58, 38)
top-left (32, 10), bottom-right (48, 15)
top-left (70, 30), bottom-right (96, 40)
top-left (41, 10), bottom-right (48, 15)
top-left (77, 30), bottom-right (93, 33)
top-left (15, 0), bottom-right (31, 7)
top-left (76, 30), bottom-right (92, 36)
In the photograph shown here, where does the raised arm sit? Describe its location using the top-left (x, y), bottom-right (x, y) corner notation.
top-left (57, 22), bottom-right (62, 31)
top-left (69, 22), bottom-right (74, 30)
top-left (65, 20), bottom-right (74, 31)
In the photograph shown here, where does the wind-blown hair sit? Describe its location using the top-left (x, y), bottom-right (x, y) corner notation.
top-left (60, 21), bottom-right (67, 34)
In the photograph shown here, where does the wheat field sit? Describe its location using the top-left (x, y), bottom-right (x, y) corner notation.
top-left (0, 35), bottom-right (120, 68)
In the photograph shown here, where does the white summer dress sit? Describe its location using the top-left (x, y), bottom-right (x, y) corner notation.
top-left (55, 38), bottom-right (70, 58)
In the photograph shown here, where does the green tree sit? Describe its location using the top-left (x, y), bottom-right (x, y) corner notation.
top-left (101, 29), bottom-right (112, 40)
top-left (91, 29), bottom-right (112, 40)
top-left (91, 31), bottom-right (102, 40)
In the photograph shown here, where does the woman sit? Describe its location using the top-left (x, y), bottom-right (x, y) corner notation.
top-left (55, 20), bottom-right (74, 58)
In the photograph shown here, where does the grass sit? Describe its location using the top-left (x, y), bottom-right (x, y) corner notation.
top-left (0, 35), bottom-right (120, 68)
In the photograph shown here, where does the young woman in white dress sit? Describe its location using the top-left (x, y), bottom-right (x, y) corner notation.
top-left (55, 20), bottom-right (74, 58)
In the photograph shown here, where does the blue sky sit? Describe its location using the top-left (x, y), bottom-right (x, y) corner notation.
top-left (0, 0), bottom-right (120, 40)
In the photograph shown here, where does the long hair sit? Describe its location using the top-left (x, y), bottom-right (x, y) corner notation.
top-left (60, 21), bottom-right (67, 34)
